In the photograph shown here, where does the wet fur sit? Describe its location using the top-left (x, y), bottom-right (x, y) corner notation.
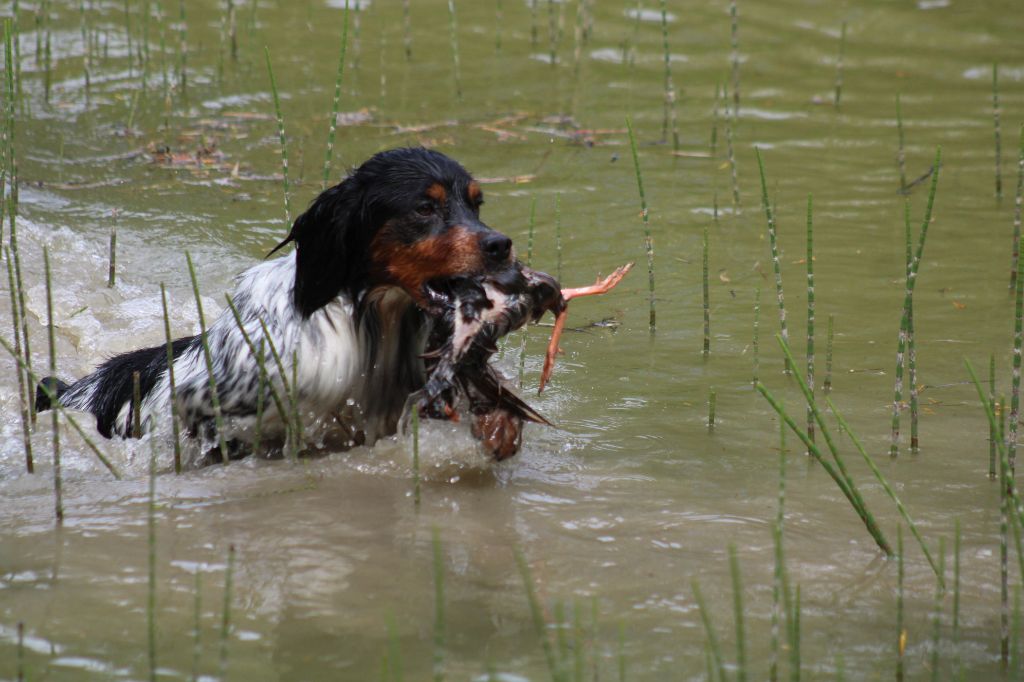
top-left (36, 148), bottom-right (513, 458)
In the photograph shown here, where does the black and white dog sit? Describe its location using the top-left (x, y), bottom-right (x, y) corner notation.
top-left (36, 148), bottom-right (524, 459)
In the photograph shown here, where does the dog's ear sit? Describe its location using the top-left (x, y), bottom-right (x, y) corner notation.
top-left (269, 177), bottom-right (369, 317)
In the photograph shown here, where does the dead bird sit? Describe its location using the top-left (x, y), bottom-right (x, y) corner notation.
top-left (410, 261), bottom-right (633, 459)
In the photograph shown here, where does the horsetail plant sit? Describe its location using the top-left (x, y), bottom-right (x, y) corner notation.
top-left (756, 376), bottom-right (891, 556)
top-left (626, 117), bottom-right (656, 331)
top-left (896, 94), bottom-right (907, 194)
top-left (44, 247), bottom-right (62, 524)
top-left (514, 549), bottom-right (562, 682)
top-left (1011, 124), bottom-right (1023, 292)
top-left (702, 219), bottom-right (710, 356)
top-left (729, 0), bottom-right (739, 116)
top-left (829, 396), bottom-right (943, 584)
top-left (752, 286), bottom-right (760, 384)
top-left (265, 47), bottom-right (292, 228)
top-left (707, 387), bottom-right (716, 430)
top-left (0, 332), bottom-right (121, 477)
top-left (891, 147), bottom-right (942, 457)
top-left (824, 313), bottom-right (834, 395)
top-left (771, 335), bottom-right (893, 556)
top-left (994, 63), bottom-right (1002, 200)
top-left (805, 194), bottom-right (815, 447)
top-left (1010, 127), bottom-right (1024, 472)
top-left (160, 283), bottom-right (183, 473)
top-left (729, 544), bottom-right (748, 682)
top-left (756, 148), bottom-right (789, 373)
top-left (896, 526), bottom-right (905, 682)
top-left (833, 21), bottom-right (846, 108)
top-left (692, 579), bottom-right (728, 682)
top-left (132, 370), bottom-right (142, 438)
top-left (402, 0), bottom-right (412, 59)
top-left (726, 88), bottom-right (740, 207)
top-left (658, 0), bottom-right (679, 150)
top-left (185, 252), bottom-right (231, 463)
top-left (6, 248), bottom-right (31, 473)
top-left (447, 0), bottom-right (463, 102)
top-left (322, 0), bottom-right (351, 190)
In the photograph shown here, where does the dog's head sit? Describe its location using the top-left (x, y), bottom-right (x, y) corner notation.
top-left (273, 147), bottom-right (514, 317)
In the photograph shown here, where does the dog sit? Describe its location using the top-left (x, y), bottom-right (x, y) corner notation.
top-left (35, 147), bottom-right (526, 461)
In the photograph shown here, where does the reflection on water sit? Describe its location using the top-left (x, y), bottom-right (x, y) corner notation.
top-left (1, 0), bottom-right (1023, 678)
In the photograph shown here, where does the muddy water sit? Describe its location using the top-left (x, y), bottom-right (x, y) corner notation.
top-left (1, 0), bottom-right (1023, 679)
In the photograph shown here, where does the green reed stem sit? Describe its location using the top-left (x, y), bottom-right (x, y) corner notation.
top-left (402, 0), bottom-right (412, 58)
top-left (6, 248), bottom-right (32, 473)
top-left (177, 0), bottom-right (187, 95)
top-left (0, 332), bottom-right (121, 477)
top-left (790, 585), bottom-right (801, 682)
top-left (994, 63), bottom-right (1003, 200)
top-left (756, 374), bottom-right (891, 556)
top-left (1013, 584), bottom-right (1021, 676)
top-left (756, 148), bottom-right (790, 373)
top-left (729, 0), bottom-right (739, 116)
top-left (159, 283), bottom-right (182, 473)
top-left (514, 548), bottom-right (562, 682)
top-left (1004, 417), bottom-right (1011, 667)
top-left (412, 406), bottom-right (420, 506)
top-left (896, 525), bottom-right (905, 682)
top-left (129, 369), bottom-right (142, 437)
top-left (770, 424), bottom-right (787, 682)
top-left (322, 0), bottom-right (350, 190)
top-left (432, 527), bottom-right (446, 682)
top-left (753, 286), bottom-right (761, 385)
top-left (658, 0), bottom-right (678, 150)
top-left (192, 569), bottom-right (202, 682)
top-left (805, 195), bottom-right (815, 448)
top-left (987, 356), bottom-right (995, 473)
top-left (729, 544), bottom-right (747, 682)
top-left (447, 0), bottom-right (463, 102)
top-left (218, 544), bottom-right (235, 680)
top-left (707, 387), bottom-right (716, 430)
top-left (1012, 124), bottom-right (1024, 291)
top-left (896, 94), bottom-right (907, 194)
top-left (223, 295), bottom-right (289, 431)
top-left (185, 252), bottom-right (230, 463)
top-left (710, 82), bottom-right (721, 156)
top-left (264, 47), bottom-right (292, 229)
top-left (891, 147), bottom-right (942, 457)
top-left (829, 396), bottom-right (943, 584)
top-left (953, 518), bottom-right (962, 676)
top-left (966, 358), bottom-right (1024, 555)
top-left (702, 219), bottom-right (710, 356)
top-left (254, 339), bottom-right (265, 454)
top-left (147, 438), bottom-right (158, 682)
top-left (726, 90), bottom-right (739, 207)
top-left (44, 247), bottom-right (62, 524)
top-left (692, 579), bottom-right (727, 682)
top-left (254, 314), bottom-right (301, 457)
top-left (547, 0), bottom-right (557, 66)
top-left (824, 313), bottom-right (835, 396)
top-left (625, 117), bottom-right (655, 331)
top-left (833, 21), bottom-right (846, 108)
top-left (1011, 136), bottom-right (1024, 472)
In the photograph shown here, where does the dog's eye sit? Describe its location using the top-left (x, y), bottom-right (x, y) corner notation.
top-left (416, 203), bottom-right (435, 217)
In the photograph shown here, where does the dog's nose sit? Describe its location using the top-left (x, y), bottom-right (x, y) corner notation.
top-left (481, 232), bottom-right (512, 263)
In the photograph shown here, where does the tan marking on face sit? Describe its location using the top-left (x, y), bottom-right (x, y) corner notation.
top-left (370, 224), bottom-right (485, 304)
top-left (467, 181), bottom-right (482, 203)
top-left (425, 183), bottom-right (447, 203)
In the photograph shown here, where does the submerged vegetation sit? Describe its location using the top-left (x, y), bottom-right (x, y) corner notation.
top-left (0, 1), bottom-right (1022, 680)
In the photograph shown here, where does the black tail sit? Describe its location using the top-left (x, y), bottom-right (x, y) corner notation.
top-left (35, 376), bottom-right (70, 412)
